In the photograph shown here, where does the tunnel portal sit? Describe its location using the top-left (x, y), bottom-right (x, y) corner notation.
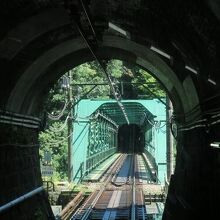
top-left (118, 124), bottom-right (143, 153)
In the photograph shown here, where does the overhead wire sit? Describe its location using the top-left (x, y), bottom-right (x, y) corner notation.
top-left (141, 83), bottom-right (168, 109)
top-left (45, 122), bottom-right (90, 147)
top-left (47, 99), bottom-right (69, 120)
top-left (48, 112), bottom-right (71, 133)
top-left (69, 0), bottom-right (130, 125)
top-left (42, 130), bottom-right (73, 147)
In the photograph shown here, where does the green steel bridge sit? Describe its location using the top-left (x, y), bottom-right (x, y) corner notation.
top-left (71, 99), bottom-right (167, 185)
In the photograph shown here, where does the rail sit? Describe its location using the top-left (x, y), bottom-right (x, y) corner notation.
top-left (81, 155), bottom-right (125, 220)
top-left (60, 192), bottom-right (84, 220)
top-left (69, 153), bottom-right (159, 219)
top-left (80, 189), bottom-right (103, 220)
top-left (70, 154), bottom-right (125, 220)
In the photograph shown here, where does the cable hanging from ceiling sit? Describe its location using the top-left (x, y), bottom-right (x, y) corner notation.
top-left (65, 0), bottom-right (129, 125)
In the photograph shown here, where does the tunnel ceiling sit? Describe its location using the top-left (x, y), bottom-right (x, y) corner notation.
top-left (96, 102), bottom-right (155, 126)
top-left (0, 0), bottom-right (220, 126)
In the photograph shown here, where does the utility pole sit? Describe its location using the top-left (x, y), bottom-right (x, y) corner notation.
top-left (166, 96), bottom-right (174, 181)
top-left (68, 71), bottom-right (73, 182)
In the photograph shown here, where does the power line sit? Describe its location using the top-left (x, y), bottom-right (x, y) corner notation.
top-left (67, 1), bottom-right (130, 125)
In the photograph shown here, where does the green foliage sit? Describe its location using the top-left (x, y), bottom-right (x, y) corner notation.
top-left (72, 61), bottom-right (109, 99)
top-left (131, 68), bottom-right (166, 98)
top-left (107, 59), bottom-right (123, 78)
top-left (71, 60), bottom-right (124, 99)
top-left (39, 122), bottom-right (68, 180)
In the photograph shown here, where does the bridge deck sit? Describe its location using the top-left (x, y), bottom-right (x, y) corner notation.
top-left (84, 153), bottom-right (120, 182)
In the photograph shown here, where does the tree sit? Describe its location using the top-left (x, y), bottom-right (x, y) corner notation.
top-left (39, 122), bottom-right (68, 180)
top-left (131, 67), bottom-right (166, 98)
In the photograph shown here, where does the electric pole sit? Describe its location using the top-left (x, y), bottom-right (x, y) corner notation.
top-left (68, 71), bottom-right (73, 182)
top-left (166, 96), bottom-right (174, 181)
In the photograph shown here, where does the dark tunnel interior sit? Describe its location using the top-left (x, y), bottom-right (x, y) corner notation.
top-left (117, 124), bottom-right (144, 153)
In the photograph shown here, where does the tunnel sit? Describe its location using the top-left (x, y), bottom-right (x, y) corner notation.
top-left (0, 1), bottom-right (220, 220)
top-left (118, 124), bottom-right (143, 153)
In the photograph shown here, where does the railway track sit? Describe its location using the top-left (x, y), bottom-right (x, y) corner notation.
top-left (68, 153), bottom-right (162, 220)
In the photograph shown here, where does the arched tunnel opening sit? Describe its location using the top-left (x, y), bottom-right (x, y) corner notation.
top-left (0, 37), bottom-right (205, 220)
top-left (0, 36), bottom-right (202, 220)
top-left (118, 124), bottom-right (144, 153)
top-left (0, 1), bottom-right (220, 220)
top-left (38, 60), bottom-right (171, 220)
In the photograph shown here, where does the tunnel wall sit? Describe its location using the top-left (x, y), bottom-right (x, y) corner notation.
top-left (0, 122), bottom-right (52, 219)
top-left (163, 127), bottom-right (214, 219)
